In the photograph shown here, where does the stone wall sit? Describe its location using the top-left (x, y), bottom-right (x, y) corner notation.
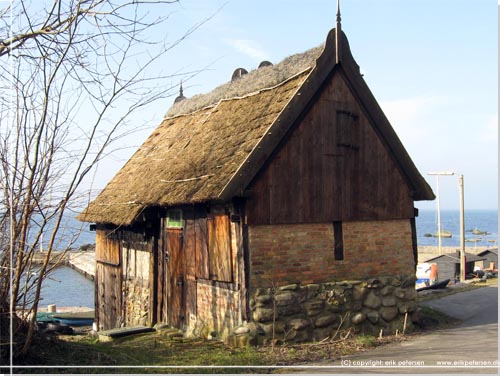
top-left (249, 220), bottom-right (415, 286)
top-left (229, 275), bottom-right (417, 346)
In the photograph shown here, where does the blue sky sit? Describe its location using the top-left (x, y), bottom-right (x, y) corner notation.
top-left (89, 0), bottom-right (498, 211)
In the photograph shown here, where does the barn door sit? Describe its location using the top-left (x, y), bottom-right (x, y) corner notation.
top-left (95, 229), bottom-right (122, 330)
top-left (166, 228), bottom-right (185, 329)
top-left (96, 263), bottom-right (122, 330)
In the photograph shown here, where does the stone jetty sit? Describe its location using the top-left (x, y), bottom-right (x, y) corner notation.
top-left (32, 249), bottom-right (95, 280)
top-left (67, 251), bottom-right (95, 280)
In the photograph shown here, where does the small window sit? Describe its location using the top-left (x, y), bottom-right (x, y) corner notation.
top-left (166, 209), bottom-right (183, 228)
top-left (333, 221), bottom-right (344, 260)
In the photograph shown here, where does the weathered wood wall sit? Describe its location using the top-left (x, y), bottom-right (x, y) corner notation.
top-left (246, 71), bottom-right (415, 225)
top-left (160, 204), bottom-right (245, 335)
top-left (94, 204), bottom-right (245, 335)
top-left (95, 224), bottom-right (156, 330)
top-left (95, 228), bottom-right (122, 330)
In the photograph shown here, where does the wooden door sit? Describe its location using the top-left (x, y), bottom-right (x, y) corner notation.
top-left (95, 229), bottom-right (122, 330)
top-left (166, 228), bottom-right (185, 329)
top-left (156, 222), bottom-right (167, 323)
top-left (96, 262), bottom-right (122, 330)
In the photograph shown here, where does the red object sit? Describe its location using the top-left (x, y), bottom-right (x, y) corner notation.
top-left (429, 263), bottom-right (439, 284)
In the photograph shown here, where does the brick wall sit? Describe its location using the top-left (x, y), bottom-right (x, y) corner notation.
top-left (249, 220), bottom-right (414, 288)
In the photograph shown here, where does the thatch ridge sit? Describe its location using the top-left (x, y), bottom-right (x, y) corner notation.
top-left (165, 67), bottom-right (316, 122)
top-left (165, 45), bottom-right (323, 118)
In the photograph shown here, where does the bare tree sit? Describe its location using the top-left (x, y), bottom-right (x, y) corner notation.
top-left (0, 0), bottom-right (207, 358)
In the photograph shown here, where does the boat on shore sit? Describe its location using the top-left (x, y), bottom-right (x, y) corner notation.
top-left (37, 310), bottom-right (94, 327)
top-left (416, 279), bottom-right (451, 292)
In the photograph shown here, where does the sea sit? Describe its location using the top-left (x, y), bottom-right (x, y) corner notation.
top-left (36, 209), bottom-right (498, 309)
top-left (415, 209), bottom-right (498, 247)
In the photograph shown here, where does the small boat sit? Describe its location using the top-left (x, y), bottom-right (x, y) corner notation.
top-left (416, 279), bottom-right (450, 292)
top-left (433, 230), bottom-right (452, 238)
top-left (52, 311), bottom-right (94, 327)
top-left (36, 310), bottom-right (94, 327)
top-left (472, 228), bottom-right (488, 235)
top-left (465, 238), bottom-right (482, 243)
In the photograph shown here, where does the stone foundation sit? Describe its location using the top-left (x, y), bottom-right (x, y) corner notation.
top-left (229, 275), bottom-right (417, 346)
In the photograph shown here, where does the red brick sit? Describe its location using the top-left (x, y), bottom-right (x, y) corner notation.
top-left (249, 220), bottom-right (414, 287)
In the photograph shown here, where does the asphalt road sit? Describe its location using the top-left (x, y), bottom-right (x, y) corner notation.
top-left (290, 284), bottom-right (498, 374)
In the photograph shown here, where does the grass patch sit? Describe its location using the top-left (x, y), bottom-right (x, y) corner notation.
top-left (355, 335), bottom-right (376, 347)
top-left (416, 305), bottom-right (462, 331)
top-left (14, 329), bottom-right (404, 373)
top-left (15, 332), bottom-right (267, 374)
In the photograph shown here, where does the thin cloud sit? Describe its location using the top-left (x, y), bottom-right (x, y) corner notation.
top-left (381, 96), bottom-right (443, 128)
top-left (225, 39), bottom-right (268, 61)
top-left (380, 95), bottom-right (445, 144)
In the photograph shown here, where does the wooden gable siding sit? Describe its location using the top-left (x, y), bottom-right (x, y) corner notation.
top-left (246, 70), bottom-right (414, 225)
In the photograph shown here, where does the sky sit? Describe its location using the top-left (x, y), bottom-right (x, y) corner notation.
top-left (86, 0), bottom-right (498, 211)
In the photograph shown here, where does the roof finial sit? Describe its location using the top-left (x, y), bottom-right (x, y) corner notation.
top-left (336, 0), bottom-right (341, 26)
top-left (174, 80), bottom-right (186, 103)
top-left (336, 0), bottom-right (342, 64)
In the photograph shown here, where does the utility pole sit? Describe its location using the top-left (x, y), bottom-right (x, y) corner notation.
top-left (459, 174), bottom-right (466, 282)
top-left (428, 171), bottom-right (455, 255)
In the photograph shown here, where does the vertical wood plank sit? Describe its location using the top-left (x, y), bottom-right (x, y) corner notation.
top-left (166, 228), bottom-right (184, 328)
top-left (195, 216), bottom-right (209, 279)
top-left (245, 71), bottom-right (415, 225)
top-left (208, 214), bottom-right (232, 282)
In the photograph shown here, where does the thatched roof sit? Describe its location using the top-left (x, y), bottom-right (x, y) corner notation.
top-left (79, 27), bottom-right (434, 226)
top-left (166, 45), bottom-right (323, 117)
top-left (79, 70), bottom-right (311, 225)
